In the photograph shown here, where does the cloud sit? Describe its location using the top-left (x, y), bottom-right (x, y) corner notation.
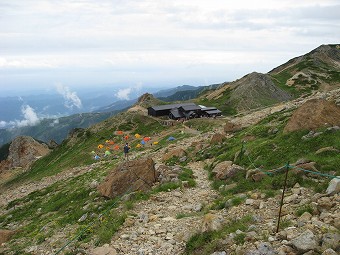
top-left (114, 83), bottom-right (144, 100)
top-left (0, 105), bottom-right (41, 128)
top-left (115, 88), bottom-right (132, 100)
top-left (49, 118), bottom-right (60, 127)
top-left (56, 83), bottom-right (82, 109)
top-left (17, 105), bottom-right (40, 127)
top-left (0, 120), bottom-right (7, 128)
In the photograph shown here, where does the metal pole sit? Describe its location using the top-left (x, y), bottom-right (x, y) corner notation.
top-left (276, 162), bottom-right (290, 233)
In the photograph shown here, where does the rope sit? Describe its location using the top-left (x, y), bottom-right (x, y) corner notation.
top-left (245, 153), bottom-right (274, 176)
top-left (289, 165), bottom-right (340, 179)
top-left (241, 142), bottom-right (339, 179)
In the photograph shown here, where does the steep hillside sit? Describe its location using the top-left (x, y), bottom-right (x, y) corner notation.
top-left (269, 44), bottom-right (340, 94)
top-left (227, 72), bottom-right (291, 112)
top-left (198, 44), bottom-right (339, 114)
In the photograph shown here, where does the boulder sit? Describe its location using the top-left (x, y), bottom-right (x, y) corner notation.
top-left (321, 233), bottom-right (340, 251)
top-left (210, 133), bottom-right (226, 144)
top-left (283, 99), bottom-right (340, 133)
top-left (321, 249), bottom-right (338, 255)
top-left (290, 230), bottom-right (318, 253)
top-left (292, 162), bottom-right (318, 176)
top-left (244, 242), bottom-right (277, 255)
top-left (90, 245), bottom-right (117, 255)
top-left (3, 136), bottom-right (50, 171)
top-left (0, 229), bottom-right (15, 245)
top-left (250, 171), bottom-right (266, 182)
top-left (326, 177), bottom-right (340, 195)
top-left (162, 148), bottom-right (186, 161)
top-left (224, 121), bottom-right (242, 133)
top-left (98, 158), bottom-right (157, 198)
top-left (212, 161), bottom-right (244, 180)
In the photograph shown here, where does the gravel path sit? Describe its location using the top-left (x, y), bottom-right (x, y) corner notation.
top-left (108, 160), bottom-right (219, 255)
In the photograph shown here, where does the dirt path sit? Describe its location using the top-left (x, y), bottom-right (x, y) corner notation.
top-left (105, 160), bottom-right (218, 255)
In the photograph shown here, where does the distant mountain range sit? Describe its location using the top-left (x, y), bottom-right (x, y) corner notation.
top-left (0, 44), bottom-right (339, 147)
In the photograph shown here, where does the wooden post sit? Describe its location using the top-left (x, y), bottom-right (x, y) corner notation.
top-left (276, 162), bottom-right (290, 233)
top-left (239, 141), bottom-right (245, 163)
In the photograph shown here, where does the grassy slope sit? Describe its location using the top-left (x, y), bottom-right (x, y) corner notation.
top-left (1, 107), bottom-right (339, 254)
top-left (0, 112), bottom-right (198, 254)
top-left (270, 49), bottom-right (340, 97)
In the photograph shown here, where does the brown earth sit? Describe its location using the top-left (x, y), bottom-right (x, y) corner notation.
top-left (283, 99), bottom-right (340, 133)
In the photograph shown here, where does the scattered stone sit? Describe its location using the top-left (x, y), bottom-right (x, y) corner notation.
top-left (321, 248), bottom-right (338, 255)
top-left (78, 213), bottom-right (88, 222)
top-left (290, 230), bottom-right (318, 253)
top-left (91, 245), bottom-right (117, 255)
top-left (245, 242), bottom-right (277, 255)
top-left (89, 180), bottom-right (99, 189)
top-left (326, 177), bottom-right (340, 195)
top-left (321, 233), bottom-right (340, 251)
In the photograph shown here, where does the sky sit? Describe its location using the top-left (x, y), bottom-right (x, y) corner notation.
top-left (1, 0), bottom-right (339, 96)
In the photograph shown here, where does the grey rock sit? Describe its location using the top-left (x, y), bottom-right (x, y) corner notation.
top-left (193, 203), bottom-right (203, 212)
top-left (78, 213), bottom-right (88, 222)
top-left (321, 248), bottom-right (338, 255)
top-left (291, 230), bottom-right (318, 253)
top-left (245, 242), bottom-right (277, 255)
top-left (89, 180), bottom-right (99, 189)
top-left (326, 177), bottom-right (340, 195)
top-left (179, 156), bottom-right (187, 162)
top-left (210, 252), bottom-right (227, 255)
top-left (321, 233), bottom-right (340, 251)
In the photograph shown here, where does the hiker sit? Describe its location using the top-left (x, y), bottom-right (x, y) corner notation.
top-left (124, 143), bottom-right (130, 160)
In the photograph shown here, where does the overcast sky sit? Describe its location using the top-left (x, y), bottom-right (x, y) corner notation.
top-left (1, 0), bottom-right (339, 94)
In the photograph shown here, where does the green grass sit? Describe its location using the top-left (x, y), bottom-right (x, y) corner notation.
top-left (295, 204), bottom-right (314, 217)
top-left (199, 110), bottom-right (340, 196)
top-left (2, 112), bottom-right (169, 187)
top-left (195, 88), bottom-right (236, 116)
top-left (185, 215), bottom-right (253, 255)
top-left (279, 219), bottom-right (293, 230)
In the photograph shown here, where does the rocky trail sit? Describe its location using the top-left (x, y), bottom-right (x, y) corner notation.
top-left (103, 160), bottom-right (218, 255)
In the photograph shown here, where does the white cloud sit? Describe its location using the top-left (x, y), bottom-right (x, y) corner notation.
top-left (0, 120), bottom-right (7, 128)
top-left (17, 105), bottom-right (40, 127)
top-left (114, 82), bottom-right (144, 100)
top-left (115, 88), bottom-right (132, 100)
top-left (0, 105), bottom-right (41, 128)
top-left (56, 83), bottom-right (82, 109)
top-left (49, 118), bottom-right (60, 127)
